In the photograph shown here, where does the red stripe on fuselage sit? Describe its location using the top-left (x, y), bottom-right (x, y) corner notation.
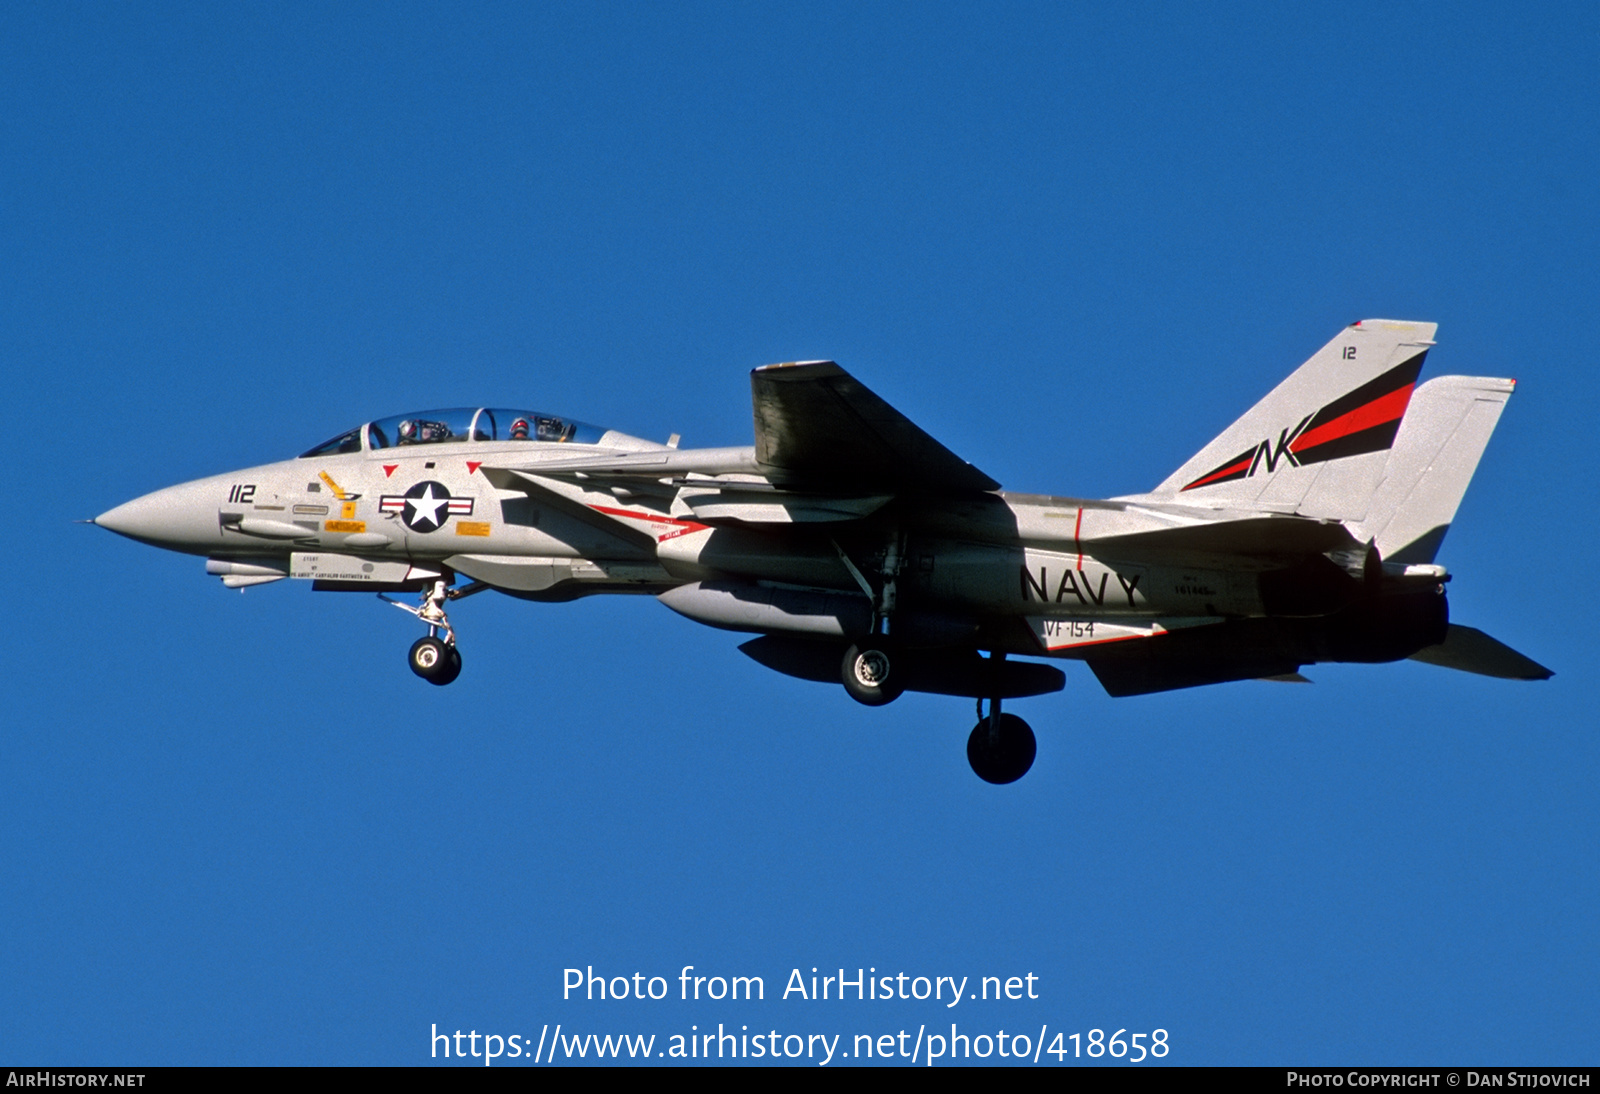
top-left (1038, 631), bottom-right (1160, 652)
top-left (587, 504), bottom-right (710, 541)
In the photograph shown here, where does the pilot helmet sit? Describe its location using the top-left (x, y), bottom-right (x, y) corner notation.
top-left (398, 419), bottom-right (417, 442)
top-left (511, 417), bottom-right (531, 438)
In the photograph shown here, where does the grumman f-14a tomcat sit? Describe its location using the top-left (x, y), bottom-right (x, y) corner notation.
top-left (95, 320), bottom-right (1550, 783)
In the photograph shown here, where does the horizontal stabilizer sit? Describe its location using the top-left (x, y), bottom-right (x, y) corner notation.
top-left (1081, 614), bottom-right (1307, 695)
top-left (1086, 655), bottom-right (1303, 697)
top-left (751, 361), bottom-right (1000, 494)
top-left (1408, 625), bottom-right (1553, 680)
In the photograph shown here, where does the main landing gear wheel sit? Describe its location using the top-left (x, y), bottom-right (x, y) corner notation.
top-left (841, 640), bottom-right (904, 706)
top-left (409, 636), bottom-right (462, 686)
top-left (967, 712), bottom-right (1036, 784)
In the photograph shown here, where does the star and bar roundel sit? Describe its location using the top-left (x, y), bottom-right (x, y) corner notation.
top-left (379, 480), bottom-right (474, 533)
top-left (1181, 352), bottom-right (1427, 492)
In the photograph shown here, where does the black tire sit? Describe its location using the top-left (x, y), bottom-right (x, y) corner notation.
top-left (967, 712), bottom-right (1036, 784)
top-left (436, 643), bottom-right (462, 685)
top-left (841, 640), bottom-right (904, 706)
top-left (409, 636), bottom-right (460, 686)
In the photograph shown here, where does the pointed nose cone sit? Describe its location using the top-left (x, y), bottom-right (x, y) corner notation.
top-left (94, 496), bottom-right (161, 541)
top-left (95, 480), bottom-right (224, 553)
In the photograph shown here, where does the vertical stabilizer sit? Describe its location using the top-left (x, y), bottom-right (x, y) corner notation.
top-left (1354, 375), bottom-right (1515, 564)
top-left (1151, 320), bottom-right (1437, 520)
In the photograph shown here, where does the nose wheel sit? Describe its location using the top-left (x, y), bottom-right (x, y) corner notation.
top-left (409, 635), bottom-right (461, 685)
top-left (381, 578), bottom-right (486, 686)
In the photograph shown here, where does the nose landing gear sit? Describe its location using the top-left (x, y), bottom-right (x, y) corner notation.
top-left (381, 578), bottom-right (486, 686)
top-left (408, 635), bottom-right (461, 685)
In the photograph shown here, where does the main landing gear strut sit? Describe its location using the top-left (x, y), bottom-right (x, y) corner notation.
top-left (843, 641), bottom-right (1039, 783)
top-left (833, 537), bottom-right (1037, 782)
top-left (837, 535), bottom-right (906, 707)
top-left (380, 578), bottom-right (487, 686)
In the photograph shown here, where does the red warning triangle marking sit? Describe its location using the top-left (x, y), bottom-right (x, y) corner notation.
top-left (466, 461), bottom-right (482, 475)
top-left (383, 464), bottom-right (399, 477)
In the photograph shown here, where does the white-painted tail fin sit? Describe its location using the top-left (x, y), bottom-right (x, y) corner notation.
top-left (1151, 320), bottom-right (1437, 520)
top-left (1353, 375), bottom-right (1514, 564)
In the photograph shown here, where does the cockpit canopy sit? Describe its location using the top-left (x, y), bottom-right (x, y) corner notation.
top-left (299, 407), bottom-right (606, 458)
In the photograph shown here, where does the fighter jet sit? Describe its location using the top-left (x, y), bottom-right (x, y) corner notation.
top-left (96, 320), bottom-right (1549, 782)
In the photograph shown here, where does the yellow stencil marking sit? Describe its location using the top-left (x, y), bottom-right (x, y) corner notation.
top-left (319, 471), bottom-right (354, 500)
top-left (455, 521), bottom-right (491, 537)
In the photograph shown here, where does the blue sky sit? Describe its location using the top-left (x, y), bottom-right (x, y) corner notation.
top-left (4, 2), bottom-right (1596, 1066)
